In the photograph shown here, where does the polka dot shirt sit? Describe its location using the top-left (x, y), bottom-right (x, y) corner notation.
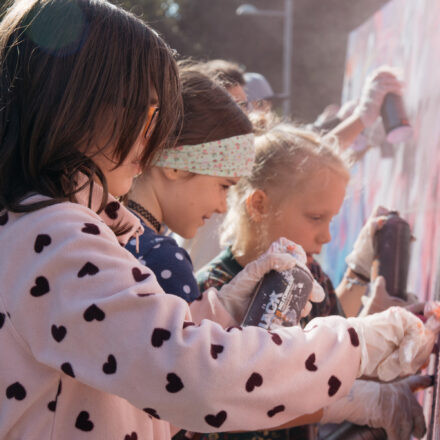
top-left (125, 218), bottom-right (200, 302)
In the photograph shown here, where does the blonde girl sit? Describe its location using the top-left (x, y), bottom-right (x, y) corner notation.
top-left (197, 122), bottom-right (430, 440)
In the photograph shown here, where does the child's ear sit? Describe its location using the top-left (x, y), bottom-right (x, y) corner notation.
top-left (160, 167), bottom-right (190, 181)
top-left (246, 189), bottom-right (269, 222)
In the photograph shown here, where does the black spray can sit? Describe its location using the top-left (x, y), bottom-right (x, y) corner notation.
top-left (380, 93), bottom-right (412, 144)
top-left (241, 266), bottom-right (313, 329)
top-left (372, 211), bottom-right (411, 300)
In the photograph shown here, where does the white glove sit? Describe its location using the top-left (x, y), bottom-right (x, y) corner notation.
top-left (217, 238), bottom-right (325, 323)
top-left (347, 295), bottom-right (437, 381)
top-left (321, 376), bottom-right (430, 440)
top-left (359, 276), bottom-right (419, 317)
top-left (345, 206), bottom-right (391, 279)
top-left (353, 65), bottom-right (404, 127)
top-left (423, 301), bottom-right (440, 333)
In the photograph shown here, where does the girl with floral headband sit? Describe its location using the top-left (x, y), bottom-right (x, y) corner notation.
top-left (125, 67), bottom-right (256, 302)
top-left (0, 2), bottom-right (435, 439)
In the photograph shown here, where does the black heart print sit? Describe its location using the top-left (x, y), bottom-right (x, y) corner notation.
top-left (51, 325), bottom-right (67, 342)
top-left (328, 375), bottom-right (341, 397)
top-left (30, 276), bottom-right (50, 297)
top-left (81, 223), bottom-right (100, 235)
top-left (61, 362), bottom-right (75, 378)
top-left (47, 381), bottom-right (62, 412)
top-left (75, 411), bottom-right (94, 431)
top-left (143, 408), bottom-right (160, 419)
top-left (77, 262), bottom-right (99, 278)
top-left (132, 267), bottom-right (150, 282)
top-left (6, 382), bottom-right (26, 400)
top-left (245, 372), bottom-right (263, 392)
top-left (151, 328), bottom-right (171, 347)
top-left (205, 410), bottom-right (227, 428)
top-left (34, 234), bottom-right (51, 253)
top-left (269, 332), bottom-right (282, 346)
top-left (83, 304), bottom-right (105, 322)
top-left (165, 373), bottom-right (184, 393)
top-left (348, 327), bottom-right (360, 347)
top-left (102, 354), bottom-right (117, 374)
top-left (305, 353), bottom-right (318, 371)
top-left (210, 344), bottom-right (224, 360)
top-left (104, 201), bottom-right (120, 220)
top-left (267, 405), bottom-right (285, 418)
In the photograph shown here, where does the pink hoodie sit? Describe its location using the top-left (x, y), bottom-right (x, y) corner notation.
top-left (0, 187), bottom-right (361, 439)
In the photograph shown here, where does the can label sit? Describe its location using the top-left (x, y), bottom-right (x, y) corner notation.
top-left (242, 266), bottom-right (313, 329)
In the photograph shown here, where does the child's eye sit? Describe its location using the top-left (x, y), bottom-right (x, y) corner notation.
top-left (221, 185), bottom-right (231, 190)
top-left (308, 215), bottom-right (322, 221)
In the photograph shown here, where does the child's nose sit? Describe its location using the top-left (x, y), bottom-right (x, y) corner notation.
top-left (216, 195), bottom-right (228, 214)
top-left (318, 225), bottom-right (332, 244)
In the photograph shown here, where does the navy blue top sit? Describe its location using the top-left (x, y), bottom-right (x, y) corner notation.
top-left (125, 217), bottom-right (200, 302)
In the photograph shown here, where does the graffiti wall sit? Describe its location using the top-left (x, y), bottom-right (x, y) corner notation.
top-left (320, 0), bottom-right (440, 303)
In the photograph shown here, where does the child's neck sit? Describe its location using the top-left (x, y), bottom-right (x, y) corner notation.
top-left (128, 180), bottom-right (163, 232)
top-left (231, 227), bottom-right (266, 268)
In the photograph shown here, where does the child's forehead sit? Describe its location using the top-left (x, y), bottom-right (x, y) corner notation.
top-left (282, 168), bottom-right (348, 207)
top-left (307, 166), bottom-right (348, 189)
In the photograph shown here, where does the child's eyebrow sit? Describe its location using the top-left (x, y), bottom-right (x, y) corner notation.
top-left (226, 178), bottom-right (238, 185)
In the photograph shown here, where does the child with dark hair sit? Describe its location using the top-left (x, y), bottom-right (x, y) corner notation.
top-left (0, 2), bottom-right (435, 439)
top-left (125, 67), bottom-right (255, 301)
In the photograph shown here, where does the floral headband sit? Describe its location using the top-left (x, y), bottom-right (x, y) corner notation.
top-left (154, 133), bottom-right (255, 177)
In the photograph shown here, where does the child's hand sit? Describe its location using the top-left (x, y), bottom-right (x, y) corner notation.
top-left (345, 205), bottom-right (390, 279)
top-left (216, 238), bottom-right (323, 323)
top-left (347, 300), bottom-right (435, 381)
top-left (321, 376), bottom-right (429, 440)
top-left (353, 66), bottom-right (404, 127)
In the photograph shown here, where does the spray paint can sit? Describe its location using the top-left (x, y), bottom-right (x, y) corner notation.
top-left (241, 265), bottom-right (313, 329)
top-left (380, 93), bottom-right (413, 144)
top-left (371, 211), bottom-right (411, 300)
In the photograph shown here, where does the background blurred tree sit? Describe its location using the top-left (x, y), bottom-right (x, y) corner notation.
top-left (113, 0), bottom-right (388, 122)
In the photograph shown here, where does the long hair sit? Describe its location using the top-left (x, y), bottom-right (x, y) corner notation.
top-left (0, 0), bottom-right (181, 214)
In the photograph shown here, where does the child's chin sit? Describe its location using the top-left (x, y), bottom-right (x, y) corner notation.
top-left (177, 227), bottom-right (197, 240)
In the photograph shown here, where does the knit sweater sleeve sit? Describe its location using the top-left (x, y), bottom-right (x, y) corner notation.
top-left (0, 203), bottom-right (361, 434)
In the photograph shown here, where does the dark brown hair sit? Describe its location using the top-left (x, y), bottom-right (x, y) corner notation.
top-left (175, 63), bottom-right (252, 146)
top-left (200, 59), bottom-right (245, 89)
top-left (0, 0), bottom-right (181, 214)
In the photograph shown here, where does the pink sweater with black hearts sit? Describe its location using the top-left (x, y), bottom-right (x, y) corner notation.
top-left (0, 192), bottom-right (361, 440)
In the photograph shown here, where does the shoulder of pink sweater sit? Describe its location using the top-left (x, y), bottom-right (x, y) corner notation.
top-left (4, 201), bottom-right (118, 243)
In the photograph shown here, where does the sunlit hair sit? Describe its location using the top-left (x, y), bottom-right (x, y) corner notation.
top-left (199, 59), bottom-right (245, 89)
top-left (220, 115), bottom-right (351, 248)
top-left (0, 0), bottom-right (181, 215)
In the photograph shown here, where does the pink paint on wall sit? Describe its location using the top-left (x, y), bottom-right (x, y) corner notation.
top-left (321, 0), bottom-right (440, 303)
